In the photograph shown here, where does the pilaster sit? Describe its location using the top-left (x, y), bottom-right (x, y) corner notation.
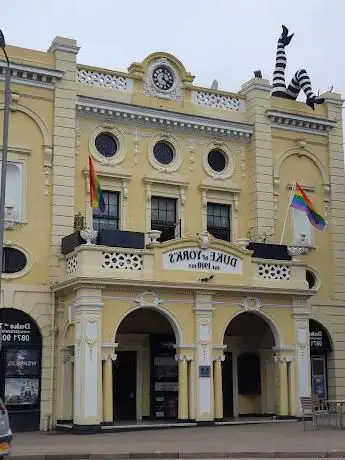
top-left (321, 92), bottom-right (345, 301)
top-left (175, 355), bottom-right (189, 420)
top-left (48, 36), bottom-right (80, 280)
top-left (240, 78), bottom-right (274, 235)
top-left (73, 287), bottom-right (103, 432)
top-left (101, 352), bottom-right (116, 424)
top-left (292, 296), bottom-right (311, 415)
top-left (194, 294), bottom-right (214, 421)
top-left (213, 355), bottom-right (224, 420)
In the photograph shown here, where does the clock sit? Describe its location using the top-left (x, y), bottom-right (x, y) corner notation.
top-left (152, 65), bottom-right (174, 91)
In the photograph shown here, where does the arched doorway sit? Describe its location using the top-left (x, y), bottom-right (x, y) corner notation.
top-left (114, 308), bottom-right (179, 422)
top-left (222, 312), bottom-right (276, 419)
top-left (309, 319), bottom-right (333, 400)
top-left (0, 308), bottom-right (42, 432)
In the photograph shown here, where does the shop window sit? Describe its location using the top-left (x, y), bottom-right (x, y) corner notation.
top-left (151, 196), bottom-right (177, 242)
top-left (207, 203), bottom-right (231, 242)
top-left (0, 308), bottom-right (42, 432)
top-left (93, 191), bottom-right (120, 231)
top-left (237, 352), bottom-right (261, 395)
top-left (293, 208), bottom-right (312, 246)
top-left (0, 162), bottom-right (22, 221)
top-left (2, 247), bottom-right (27, 274)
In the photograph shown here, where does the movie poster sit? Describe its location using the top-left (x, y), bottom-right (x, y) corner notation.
top-left (5, 349), bottom-right (40, 377)
top-left (4, 378), bottom-right (39, 405)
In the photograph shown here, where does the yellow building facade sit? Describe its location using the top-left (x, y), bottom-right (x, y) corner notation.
top-left (0, 36), bottom-right (344, 432)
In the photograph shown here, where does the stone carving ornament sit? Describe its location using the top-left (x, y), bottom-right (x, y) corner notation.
top-left (143, 58), bottom-right (183, 102)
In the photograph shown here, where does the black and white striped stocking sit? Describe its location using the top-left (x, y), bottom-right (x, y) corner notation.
top-left (271, 37), bottom-right (291, 99)
top-left (271, 26), bottom-right (324, 110)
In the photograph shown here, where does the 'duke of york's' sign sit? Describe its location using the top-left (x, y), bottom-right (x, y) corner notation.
top-left (163, 247), bottom-right (242, 274)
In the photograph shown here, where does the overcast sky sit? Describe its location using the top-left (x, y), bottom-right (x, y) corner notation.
top-left (2, 0), bottom-right (344, 100)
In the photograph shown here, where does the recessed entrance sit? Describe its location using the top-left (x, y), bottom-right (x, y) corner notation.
top-left (114, 351), bottom-right (137, 420)
top-left (114, 308), bottom-right (179, 421)
top-left (309, 319), bottom-right (333, 400)
top-left (223, 312), bottom-right (276, 418)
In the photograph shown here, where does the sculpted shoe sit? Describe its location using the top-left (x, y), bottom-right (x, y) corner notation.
top-left (280, 25), bottom-right (294, 47)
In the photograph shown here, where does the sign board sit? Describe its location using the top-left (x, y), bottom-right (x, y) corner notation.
top-left (199, 365), bottom-right (211, 378)
top-left (310, 330), bottom-right (323, 350)
top-left (0, 309), bottom-right (42, 347)
top-left (162, 247), bottom-right (242, 274)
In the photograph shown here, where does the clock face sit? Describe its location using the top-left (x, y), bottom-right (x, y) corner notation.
top-left (152, 65), bottom-right (174, 91)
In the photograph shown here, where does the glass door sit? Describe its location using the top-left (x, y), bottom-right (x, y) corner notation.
top-left (311, 355), bottom-right (327, 400)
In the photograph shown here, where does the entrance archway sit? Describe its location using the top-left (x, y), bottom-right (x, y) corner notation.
top-left (113, 308), bottom-right (179, 422)
top-left (0, 308), bottom-right (42, 432)
top-left (309, 319), bottom-right (333, 400)
top-left (222, 312), bottom-right (277, 419)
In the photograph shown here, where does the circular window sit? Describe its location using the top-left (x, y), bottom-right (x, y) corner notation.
top-left (306, 270), bottom-right (316, 289)
top-left (153, 141), bottom-right (174, 165)
top-left (2, 247), bottom-right (27, 274)
top-left (207, 149), bottom-right (227, 172)
top-left (95, 133), bottom-right (118, 158)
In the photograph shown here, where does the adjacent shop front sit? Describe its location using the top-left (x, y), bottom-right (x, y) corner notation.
top-left (0, 308), bottom-right (42, 432)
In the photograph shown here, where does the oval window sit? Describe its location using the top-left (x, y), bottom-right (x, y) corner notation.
top-left (207, 149), bottom-right (227, 172)
top-left (153, 141), bottom-right (174, 165)
top-left (95, 132), bottom-right (118, 158)
top-left (2, 247), bottom-right (27, 274)
top-left (306, 269), bottom-right (316, 289)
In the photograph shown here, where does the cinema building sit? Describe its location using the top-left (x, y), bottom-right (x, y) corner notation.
top-left (0, 36), bottom-right (344, 432)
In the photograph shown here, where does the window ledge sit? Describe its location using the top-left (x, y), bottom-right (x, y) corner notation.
top-left (4, 219), bottom-right (28, 231)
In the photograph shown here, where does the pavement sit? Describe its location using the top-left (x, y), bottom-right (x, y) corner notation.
top-left (7, 421), bottom-right (345, 459)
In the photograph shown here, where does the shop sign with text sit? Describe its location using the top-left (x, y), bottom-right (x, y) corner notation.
top-left (162, 247), bottom-right (243, 274)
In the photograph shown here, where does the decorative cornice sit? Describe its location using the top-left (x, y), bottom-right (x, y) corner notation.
top-left (0, 61), bottom-right (64, 89)
top-left (266, 110), bottom-right (336, 136)
top-left (53, 276), bottom-right (314, 298)
top-left (76, 96), bottom-right (254, 141)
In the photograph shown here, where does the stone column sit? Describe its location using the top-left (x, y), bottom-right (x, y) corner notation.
top-left (47, 36), bottom-right (80, 281)
top-left (293, 298), bottom-right (311, 415)
top-left (176, 356), bottom-right (189, 420)
top-left (194, 294), bottom-right (214, 421)
top-left (239, 77), bottom-right (274, 235)
top-left (102, 354), bottom-right (116, 424)
top-left (288, 357), bottom-right (297, 416)
top-left (63, 351), bottom-right (74, 422)
top-left (73, 288), bottom-right (103, 432)
top-left (188, 358), bottom-right (196, 421)
top-left (321, 92), bottom-right (345, 303)
top-left (274, 354), bottom-right (289, 417)
top-left (213, 356), bottom-right (224, 420)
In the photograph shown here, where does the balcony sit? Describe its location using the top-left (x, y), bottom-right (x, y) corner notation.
top-left (57, 231), bottom-right (312, 295)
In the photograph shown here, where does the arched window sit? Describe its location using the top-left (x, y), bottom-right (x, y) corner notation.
top-left (1, 162), bottom-right (23, 220)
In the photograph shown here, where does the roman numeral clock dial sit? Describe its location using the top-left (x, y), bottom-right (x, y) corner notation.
top-left (152, 65), bottom-right (174, 91)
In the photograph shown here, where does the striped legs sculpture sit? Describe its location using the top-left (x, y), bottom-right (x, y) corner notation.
top-left (271, 25), bottom-right (325, 110)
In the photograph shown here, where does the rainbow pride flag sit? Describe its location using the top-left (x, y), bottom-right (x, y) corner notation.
top-left (89, 156), bottom-right (105, 212)
top-left (290, 182), bottom-right (326, 230)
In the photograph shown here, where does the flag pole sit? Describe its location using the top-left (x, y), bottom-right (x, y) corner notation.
top-left (280, 182), bottom-right (296, 245)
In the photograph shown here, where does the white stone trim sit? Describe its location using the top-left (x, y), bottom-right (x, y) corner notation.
top-left (148, 133), bottom-right (182, 173)
top-left (266, 110), bottom-right (336, 136)
top-left (77, 67), bottom-right (132, 92)
top-left (143, 175), bottom-right (188, 237)
top-left (76, 97), bottom-right (253, 141)
top-left (202, 141), bottom-right (234, 180)
top-left (199, 183), bottom-right (240, 242)
top-left (143, 57), bottom-right (183, 102)
top-left (89, 124), bottom-right (125, 166)
top-left (0, 60), bottom-right (63, 89)
top-left (192, 90), bottom-right (244, 111)
top-left (83, 166), bottom-right (131, 230)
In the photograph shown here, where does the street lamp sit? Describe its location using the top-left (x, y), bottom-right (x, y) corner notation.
top-left (0, 29), bottom-right (11, 349)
